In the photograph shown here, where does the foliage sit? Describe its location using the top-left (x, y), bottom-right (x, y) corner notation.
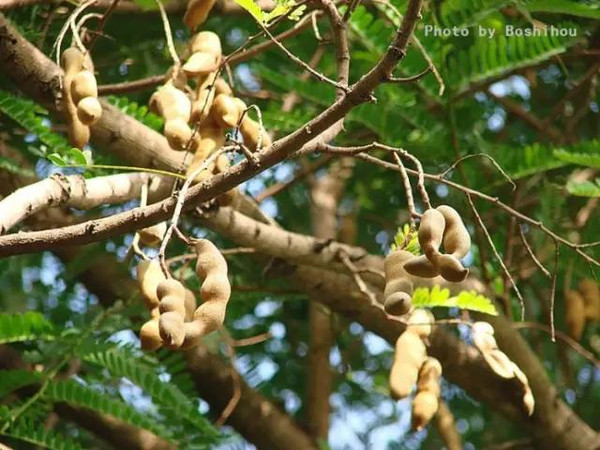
top-left (412, 286), bottom-right (498, 315)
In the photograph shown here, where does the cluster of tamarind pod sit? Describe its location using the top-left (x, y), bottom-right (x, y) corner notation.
top-left (382, 205), bottom-right (471, 317)
top-left (565, 278), bottom-right (600, 341)
top-left (389, 309), bottom-right (443, 430)
top-left (60, 47), bottom-right (102, 149)
top-left (471, 321), bottom-right (534, 415)
top-left (136, 239), bottom-right (231, 351)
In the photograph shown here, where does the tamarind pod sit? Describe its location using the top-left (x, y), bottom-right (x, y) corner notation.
top-left (201, 273), bottom-right (231, 305)
top-left (211, 94), bottom-right (242, 128)
top-left (416, 357), bottom-right (442, 398)
top-left (403, 255), bottom-right (440, 278)
top-left (471, 321), bottom-right (497, 352)
top-left (508, 361), bottom-right (534, 415)
top-left (149, 84), bottom-right (191, 122)
top-left (76, 97), bottom-right (102, 125)
top-left (481, 349), bottom-right (516, 379)
top-left (436, 205), bottom-right (471, 259)
top-left (137, 260), bottom-right (166, 310)
top-left (407, 308), bottom-right (435, 338)
top-left (156, 278), bottom-right (186, 300)
top-left (472, 321), bottom-right (515, 377)
top-left (183, 52), bottom-right (219, 77)
top-left (158, 294), bottom-right (187, 317)
top-left (434, 254), bottom-right (469, 283)
top-left (184, 289), bottom-right (197, 321)
top-left (232, 97), bottom-right (247, 115)
top-left (384, 291), bottom-right (412, 316)
top-left (214, 78), bottom-right (233, 96)
top-left (411, 391), bottom-right (439, 431)
top-left (61, 48), bottom-right (90, 148)
top-left (383, 279), bottom-right (414, 300)
top-left (164, 118), bottom-right (193, 151)
top-left (578, 278), bottom-right (600, 321)
top-left (191, 74), bottom-right (217, 123)
top-left (140, 318), bottom-right (162, 351)
top-left (189, 31), bottom-right (222, 57)
top-left (71, 70), bottom-right (98, 105)
top-left (138, 221), bottom-right (167, 247)
top-left (240, 116), bottom-right (272, 150)
top-left (383, 249), bottom-right (414, 282)
top-left (195, 239), bottom-right (228, 280)
top-left (67, 113), bottom-right (90, 149)
top-left (565, 290), bottom-right (586, 341)
top-left (180, 302), bottom-right (226, 349)
top-left (389, 330), bottom-right (427, 400)
top-left (418, 209), bottom-right (446, 261)
top-left (184, 0), bottom-right (217, 30)
top-left (159, 311), bottom-right (185, 349)
top-left (61, 47), bottom-right (86, 74)
top-left (186, 131), bottom-right (225, 183)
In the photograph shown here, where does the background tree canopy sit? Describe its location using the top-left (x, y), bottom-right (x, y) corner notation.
top-left (0, 0), bottom-right (599, 449)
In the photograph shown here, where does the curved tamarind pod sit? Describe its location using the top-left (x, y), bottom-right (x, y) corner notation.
top-left (71, 70), bottom-right (98, 105)
top-left (138, 222), bottom-right (167, 247)
top-left (191, 74), bottom-right (217, 123)
top-left (565, 290), bottom-right (586, 341)
top-left (384, 291), bottom-right (412, 316)
top-left (140, 318), bottom-right (162, 351)
top-left (61, 47), bottom-right (86, 74)
top-left (183, 52), bottom-right (219, 77)
top-left (184, 289), bottom-right (197, 321)
top-left (417, 357), bottom-right (442, 388)
top-left (158, 294), bottom-right (187, 316)
top-left (471, 321), bottom-right (496, 352)
top-left (189, 31), bottom-right (222, 57)
top-left (149, 83), bottom-right (191, 121)
top-left (383, 279), bottom-right (413, 301)
top-left (76, 97), bottom-right (102, 125)
top-left (195, 239), bottom-right (228, 280)
top-left (510, 362), bottom-right (534, 416)
top-left (384, 249), bottom-right (414, 280)
top-left (136, 260), bottom-right (166, 309)
top-left (407, 308), bottom-right (434, 339)
top-left (240, 116), bottom-right (272, 150)
top-left (186, 129), bottom-right (225, 182)
top-left (578, 278), bottom-right (600, 321)
top-left (181, 301), bottom-right (226, 349)
top-left (156, 279), bottom-right (187, 349)
top-left (214, 78), bottom-right (233, 96)
top-left (389, 330), bottom-right (427, 400)
top-left (61, 48), bottom-right (90, 148)
top-left (471, 321), bottom-right (515, 378)
top-left (436, 205), bottom-right (471, 259)
top-left (211, 94), bottom-right (242, 128)
top-left (412, 391), bottom-right (439, 431)
top-left (159, 312), bottom-right (185, 349)
top-left (157, 278), bottom-right (186, 300)
top-left (184, 0), bottom-right (217, 30)
top-left (403, 255), bottom-right (440, 278)
top-left (434, 254), bottom-right (469, 283)
top-left (418, 209), bottom-right (446, 261)
top-left (164, 118), bottom-right (193, 150)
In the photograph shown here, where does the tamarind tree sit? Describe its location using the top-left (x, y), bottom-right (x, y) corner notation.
top-left (0, 0), bottom-right (599, 449)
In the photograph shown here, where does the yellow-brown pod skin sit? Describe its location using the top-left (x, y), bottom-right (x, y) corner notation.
top-left (403, 255), bottom-right (440, 278)
top-left (157, 279), bottom-right (187, 349)
top-left (565, 290), bottom-right (586, 341)
top-left (184, 0), bottom-right (217, 30)
top-left (389, 330), bottom-right (427, 400)
top-left (76, 97), bottom-right (102, 125)
top-left (240, 116), bottom-right (272, 150)
top-left (214, 78), bottom-right (233, 96)
top-left (418, 209), bottom-right (446, 261)
top-left (434, 254), bottom-right (469, 283)
top-left (140, 318), bottom-right (163, 351)
top-left (383, 250), bottom-right (414, 316)
top-left (407, 309), bottom-right (434, 339)
top-left (192, 73), bottom-right (217, 123)
top-left (138, 222), bottom-right (167, 247)
top-left (579, 278), bottom-right (600, 321)
top-left (149, 83), bottom-right (193, 151)
top-left (211, 94), bottom-right (242, 128)
top-left (61, 48), bottom-right (90, 149)
top-left (436, 205), bottom-right (471, 258)
top-left (411, 357), bottom-right (442, 430)
top-left (136, 260), bottom-right (166, 310)
top-left (71, 70), bottom-right (98, 105)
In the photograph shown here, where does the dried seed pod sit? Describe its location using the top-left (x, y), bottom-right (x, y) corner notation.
top-left (383, 250), bottom-right (414, 315)
top-left (140, 317), bottom-right (162, 351)
top-left (186, 128), bottom-right (226, 182)
top-left (434, 254), bottom-right (469, 283)
top-left (211, 94), bottom-right (242, 128)
top-left (189, 31), bottom-right (222, 57)
top-left (183, 51), bottom-right (219, 77)
top-left (157, 279), bottom-right (187, 349)
top-left (214, 78), bottom-right (233, 96)
top-left (191, 74), bottom-right (217, 123)
top-left (212, 154), bottom-right (239, 207)
top-left (510, 361), bottom-right (534, 416)
top-left (184, 289), bottom-right (197, 321)
top-left (472, 321), bottom-right (515, 379)
top-left (407, 308), bottom-right (434, 339)
top-left (389, 330), bottom-right (427, 400)
top-left (411, 357), bottom-right (442, 430)
top-left (136, 260), bottom-right (166, 310)
top-left (384, 291), bottom-right (412, 316)
top-left (565, 290), bottom-right (586, 341)
top-left (404, 255), bottom-right (440, 278)
top-left (418, 209), bottom-right (446, 261)
top-left (150, 83), bottom-right (193, 151)
top-left (71, 70), bottom-right (98, 105)
top-left (384, 250), bottom-right (414, 280)
top-left (240, 116), bottom-right (272, 150)
top-left (164, 118), bottom-right (193, 150)
top-left (579, 278), bottom-right (600, 321)
top-left (76, 97), bottom-right (102, 125)
top-left (138, 222), bottom-right (167, 247)
top-left (183, 0), bottom-right (216, 30)
top-left (181, 239), bottom-right (231, 349)
top-left (157, 278), bottom-right (186, 300)
top-left (61, 47), bottom-right (90, 149)
top-left (436, 205), bottom-right (471, 259)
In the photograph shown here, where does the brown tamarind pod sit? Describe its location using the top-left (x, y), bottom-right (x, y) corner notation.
top-left (412, 391), bottom-right (439, 431)
top-left (186, 128), bottom-right (225, 182)
top-left (384, 291), bottom-right (412, 316)
top-left (214, 78), bottom-right (233, 96)
top-left (164, 118), bottom-right (193, 150)
top-left (184, 0), bottom-right (217, 30)
top-left (389, 330), bottom-right (427, 400)
top-left (191, 74), bottom-right (217, 123)
top-left (71, 70), bottom-right (98, 105)
top-left (184, 289), bottom-right (197, 321)
top-left (150, 83), bottom-right (191, 120)
top-left (240, 116), bottom-right (272, 150)
top-left (384, 249), bottom-right (414, 280)
top-left (211, 94), bottom-right (242, 128)
top-left (436, 205), bottom-right (471, 259)
top-left (61, 47), bottom-right (86, 74)
top-left (183, 52), bottom-right (219, 77)
top-left (434, 254), bottom-right (469, 283)
top-left (189, 31), bottom-right (222, 57)
top-left (471, 321), bottom-right (496, 352)
top-left (565, 290), bottom-right (586, 341)
top-left (157, 279), bottom-right (187, 349)
top-left (157, 278), bottom-right (186, 301)
top-left (136, 260), bottom-right (166, 310)
top-left (416, 357), bottom-right (442, 398)
top-left (383, 279), bottom-right (413, 300)
top-left (140, 318), bottom-right (162, 351)
top-left (195, 239), bottom-right (229, 280)
top-left (578, 278), bottom-right (600, 321)
top-left (418, 209), bottom-right (446, 261)
top-left (403, 255), bottom-right (440, 278)
top-left (76, 97), bottom-right (102, 125)
top-left (407, 308), bottom-right (434, 339)
top-left (472, 321), bottom-right (515, 378)
top-left (61, 48), bottom-right (90, 149)
top-left (159, 312), bottom-right (185, 349)
top-left (138, 222), bottom-right (167, 247)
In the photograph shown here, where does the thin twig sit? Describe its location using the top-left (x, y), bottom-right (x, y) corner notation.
top-left (518, 225), bottom-right (551, 278)
top-left (87, 0), bottom-right (120, 50)
top-left (550, 239), bottom-right (559, 342)
top-left (393, 152), bottom-right (418, 225)
top-left (231, 332), bottom-right (272, 347)
top-left (387, 65), bottom-right (432, 83)
top-left (155, 0), bottom-right (180, 67)
top-left (440, 153), bottom-right (516, 191)
top-left (337, 249), bottom-right (378, 305)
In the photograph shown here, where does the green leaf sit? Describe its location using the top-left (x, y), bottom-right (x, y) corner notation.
top-left (390, 224), bottom-right (420, 255)
top-left (0, 312), bottom-right (55, 344)
top-left (0, 370), bottom-right (43, 398)
top-left (233, 0), bottom-right (265, 22)
top-left (68, 148), bottom-right (88, 166)
top-left (1, 414), bottom-right (83, 450)
top-left (525, 0), bottom-right (600, 19)
top-left (412, 286), bottom-right (498, 315)
top-left (566, 179), bottom-right (600, 197)
top-left (131, 0), bottom-right (158, 10)
top-left (46, 153), bottom-right (66, 167)
top-left (554, 149), bottom-right (600, 169)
